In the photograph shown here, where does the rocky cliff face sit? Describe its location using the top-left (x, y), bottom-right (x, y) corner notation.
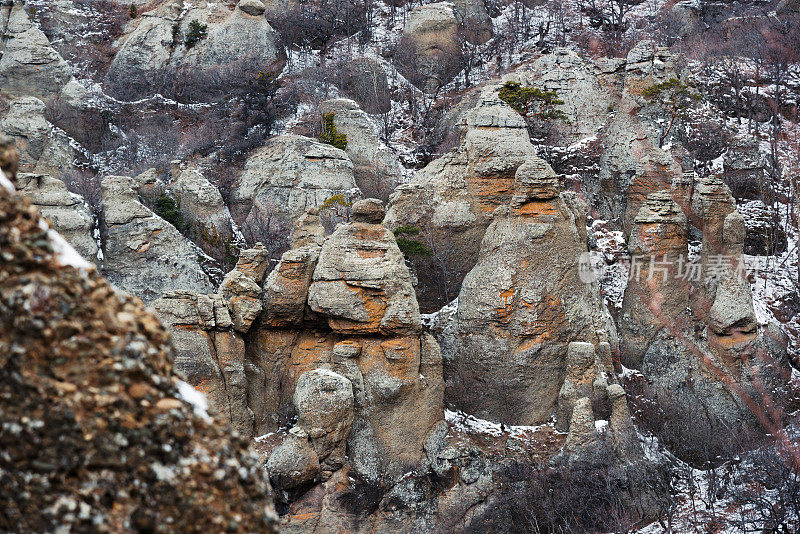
top-left (105, 0), bottom-right (285, 102)
top-left (0, 162), bottom-right (278, 533)
top-left (438, 157), bottom-right (616, 426)
top-left (1, 2), bottom-right (797, 528)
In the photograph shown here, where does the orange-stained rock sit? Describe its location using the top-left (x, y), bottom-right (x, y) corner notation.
top-left (438, 162), bottom-right (617, 426)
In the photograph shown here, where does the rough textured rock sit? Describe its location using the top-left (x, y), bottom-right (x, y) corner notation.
top-left (396, 2), bottom-right (461, 93)
top-left (384, 83), bottom-right (538, 311)
top-left (153, 245), bottom-right (270, 437)
top-left (438, 158), bottom-right (616, 425)
top-left (247, 203), bottom-right (444, 485)
top-left (16, 173), bottom-right (98, 261)
top-left (230, 134), bottom-right (360, 226)
top-left (514, 48), bottom-right (613, 143)
top-left (267, 428), bottom-right (320, 492)
top-left (293, 369), bottom-right (354, 474)
top-left (0, 97), bottom-right (74, 175)
top-left (556, 342), bottom-right (613, 432)
top-left (169, 163), bottom-right (237, 266)
top-left (100, 174), bottom-right (213, 303)
top-left (319, 99), bottom-right (402, 202)
top-left (618, 174), bottom-right (792, 462)
top-left (618, 190), bottom-right (689, 368)
top-left (0, 171), bottom-right (278, 533)
top-left (0, 1), bottom-right (73, 99)
top-left (308, 199), bottom-right (420, 335)
top-left (153, 290), bottom-right (253, 436)
top-left (105, 0), bottom-right (286, 102)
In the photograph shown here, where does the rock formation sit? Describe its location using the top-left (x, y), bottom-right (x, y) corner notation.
top-left (619, 173), bottom-right (792, 461)
top-left (169, 163), bottom-right (238, 266)
top-left (100, 173), bottom-right (214, 304)
top-left (318, 99), bottom-right (402, 202)
top-left (153, 245), bottom-right (270, 437)
top-left (0, 0), bottom-right (73, 99)
top-left (253, 200), bottom-right (445, 487)
top-left (0, 163), bottom-right (278, 533)
top-left (396, 2), bottom-right (462, 93)
top-left (105, 0), bottom-right (285, 102)
top-left (0, 96), bottom-right (74, 175)
top-left (436, 157), bottom-right (616, 426)
top-left (230, 134), bottom-right (360, 230)
top-left (16, 172), bottom-right (98, 261)
top-left (384, 83), bottom-right (538, 310)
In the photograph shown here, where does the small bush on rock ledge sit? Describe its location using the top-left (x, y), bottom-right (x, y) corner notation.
top-left (319, 113), bottom-right (348, 151)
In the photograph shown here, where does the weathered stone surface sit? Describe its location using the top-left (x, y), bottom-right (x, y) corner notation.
top-left (0, 179), bottom-right (278, 533)
top-left (153, 290), bottom-right (253, 436)
top-left (319, 99), bottom-right (402, 202)
top-left (619, 191), bottom-right (689, 368)
top-left (153, 245), bottom-right (269, 436)
top-left (396, 2), bottom-right (461, 93)
top-left (16, 173), bottom-right (98, 261)
top-left (100, 175), bottom-right (213, 304)
top-left (230, 134), bottom-right (359, 226)
top-left (294, 369), bottom-right (354, 470)
top-left (0, 97), bottom-right (74, 175)
top-left (105, 0), bottom-right (285, 101)
top-left (515, 48), bottom-right (612, 143)
top-left (260, 211), bottom-right (326, 327)
top-left (438, 162), bottom-right (615, 425)
top-left (0, 1), bottom-right (73, 99)
top-left (384, 83), bottom-right (538, 311)
top-left (170, 164), bottom-right (237, 266)
top-left (556, 342), bottom-right (612, 432)
top-left (309, 202), bottom-right (421, 335)
top-left (267, 428), bottom-right (320, 492)
top-left (247, 210), bottom-right (444, 485)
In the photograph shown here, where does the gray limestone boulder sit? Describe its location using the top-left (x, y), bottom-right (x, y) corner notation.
top-left (294, 369), bottom-right (355, 469)
top-left (230, 134), bottom-right (359, 227)
top-left (169, 165), bottom-right (237, 266)
top-left (309, 200), bottom-right (421, 335)
top-left (100, 175), bottom-right (213, 304)
top-left (395, 2), bottom-right (461, 93)
top-left (0, 97), bottom-right (74, 176)
top-left (105, 0), bottom-right (285, 102)
top-left (267, 428), bottom-right (320, 492)
top-left (16, 173), bottom-right (98, 262)
top-left (0, 1), bottom-right (73, 99)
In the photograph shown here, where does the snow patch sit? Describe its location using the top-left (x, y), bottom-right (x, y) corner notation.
top-left (176, 380), bottom-right (211, 421)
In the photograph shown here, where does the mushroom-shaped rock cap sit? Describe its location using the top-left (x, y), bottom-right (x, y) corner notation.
top-left (511, 158), bottom-right (559, 205)
top-left (351, 198), bottom-right (386, 223)
top-left (238, 0), bottom-right (266, 16)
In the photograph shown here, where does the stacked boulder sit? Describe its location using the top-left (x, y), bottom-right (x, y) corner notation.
top-left (384, 83), bottom-right (538, 310)
top-left (619, 173), bottom-right (792, 461)
top-left (436, 156), bottom-right (617, 426)
top-left (254, 199), bottom-right (445, 489)
top-left (154, 246), bottom-right (270, 437)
